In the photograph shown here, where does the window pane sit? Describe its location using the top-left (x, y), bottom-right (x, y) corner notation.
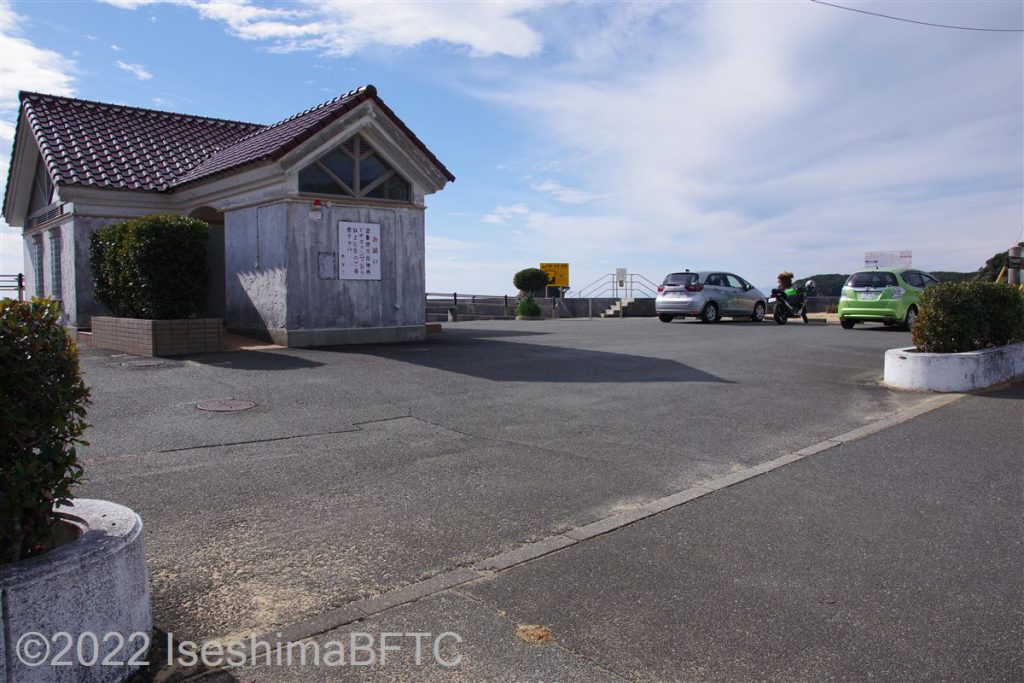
top-left (321, 149), bottom-right (353, 188)
top-left (847, 271), bottom-right (898, 288)
top-left (299, 165), bottom-right (344, 195)
top-left (366, 174), bottom-right (410, 201)
top-left (726, 274), bottom-right (744, 289)
top-left (663, 272), bottom-right (698, 286)
top-left (359, 154), bottom-right (390, 189)
top-left (50, 233), bottom-right (62, 300)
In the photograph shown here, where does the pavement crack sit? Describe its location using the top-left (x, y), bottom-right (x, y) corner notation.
top-left (156, 426), bottom-right (364, 453)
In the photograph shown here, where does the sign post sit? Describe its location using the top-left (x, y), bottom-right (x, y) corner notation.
top-left (1008, 245), bottom-right (1022, 286)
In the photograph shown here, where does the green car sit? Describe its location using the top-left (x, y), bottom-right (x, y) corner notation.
top-left (838, 267), bottom-right (939, 330)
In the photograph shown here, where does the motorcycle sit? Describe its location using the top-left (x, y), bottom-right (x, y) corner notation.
top-left (769, 280), bottom-right (816, 325)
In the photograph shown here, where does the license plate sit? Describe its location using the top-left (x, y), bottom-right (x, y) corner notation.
top-left (859, 291), bottom-right (881, 301)
top-left (664, 292), bottom-right (680, 298)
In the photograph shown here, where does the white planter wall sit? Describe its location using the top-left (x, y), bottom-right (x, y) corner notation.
top-left (0, 499), bottom-right (151, 683)
top-left (884, 342), bottom-right (1024, 392)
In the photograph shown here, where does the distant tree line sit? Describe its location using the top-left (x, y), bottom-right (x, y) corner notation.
top-left (797, 244), bottom-right (1021, 297)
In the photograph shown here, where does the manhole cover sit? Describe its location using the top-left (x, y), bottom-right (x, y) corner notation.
top-left (196, 400), bottom-right (256, 412)
top-left (121, 359), bottom-right (166, 368)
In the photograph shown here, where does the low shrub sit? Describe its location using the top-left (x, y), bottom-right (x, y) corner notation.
top-left (90, 214), bottom-right (210, 319)
top-left (513, 268), bottom-right (549, 294)
top-left (1, 299), bottom-right (90, 563)
top-left (913, 282), bottom-right (1024, 353)
top-left (516, 298), bottom-right (542, 317)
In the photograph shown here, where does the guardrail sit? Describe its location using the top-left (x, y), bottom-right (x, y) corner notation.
top-left (565, 273), bottom-right (659, 299)
top-left (426, 292), bottom-right (518, 321)
top-left (0, 273), bottom-right (25, 301)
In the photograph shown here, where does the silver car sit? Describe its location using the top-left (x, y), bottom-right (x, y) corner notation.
top-left (656, 270), bottom-right (767, 323)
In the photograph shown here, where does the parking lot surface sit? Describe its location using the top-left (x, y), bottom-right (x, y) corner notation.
top-left (80, 319), bottom-right (929, 641)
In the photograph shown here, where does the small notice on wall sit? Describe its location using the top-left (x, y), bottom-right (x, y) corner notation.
top-left (339, 221), bottom-right (381, 280)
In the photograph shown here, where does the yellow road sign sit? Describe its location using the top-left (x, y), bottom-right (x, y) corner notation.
top-left (540, 263), bottom-right (570, 288)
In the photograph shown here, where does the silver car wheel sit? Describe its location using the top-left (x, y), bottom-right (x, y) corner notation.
top-left (752, 301), bottom-right (765, 322)
top-left (700, 302), bottom-right (718, 323)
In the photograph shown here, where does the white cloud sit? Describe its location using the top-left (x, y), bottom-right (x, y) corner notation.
top-left (0, 0), bottom-right (78, 253)
top-left (100, 0), bottom-right (545, 57)
top-left (116, 60), bottom-right (153, 80)
top-left (0, 1), bottom-right (77, 110)
top-left (463, 1), bottom-right (1024, 289)
top-left (530, 179), bottom-right (599, 205)
top-left (110, 43), bottom-right (123, 51)
top-left (482, 203), bottom-right (531, 225)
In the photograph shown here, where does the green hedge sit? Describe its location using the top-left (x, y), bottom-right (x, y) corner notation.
top-left (1, 299), bottom-right (90, 563)
top-left (89, 214), bottom-right (210, 319)
top-left (912, 282), bottom-right (1024, 353)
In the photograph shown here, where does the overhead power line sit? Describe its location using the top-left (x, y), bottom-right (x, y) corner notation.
top-left (810, 0), bottom-right (1024, 33)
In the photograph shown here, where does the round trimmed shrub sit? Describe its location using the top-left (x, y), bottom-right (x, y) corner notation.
top-left (1, 299), bottom-right (90, 563)
top-left (90, 214), bottom-right (210, 319)
top-left (513, 268), bottom-right (549, 294)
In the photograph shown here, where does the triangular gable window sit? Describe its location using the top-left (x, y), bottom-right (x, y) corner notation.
top-left (28, 156), bottom-right (55, 216)
top-left (298, 135), bottom-right (410, 202)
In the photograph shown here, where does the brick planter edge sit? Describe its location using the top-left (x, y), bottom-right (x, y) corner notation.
top-left (91, 316), bottom-right (222, 356)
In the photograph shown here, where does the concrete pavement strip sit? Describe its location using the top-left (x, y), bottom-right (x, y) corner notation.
top-left (230, 391), bottom-right (965, 652)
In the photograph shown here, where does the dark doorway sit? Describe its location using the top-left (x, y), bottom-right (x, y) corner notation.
top-left (190, 207), bottom-right (225, 319)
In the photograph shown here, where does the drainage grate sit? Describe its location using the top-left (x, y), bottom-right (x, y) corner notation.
top-left (196, 400), bottom-right (256, 412)
top-left (121, 360), bottom-right (166, 368)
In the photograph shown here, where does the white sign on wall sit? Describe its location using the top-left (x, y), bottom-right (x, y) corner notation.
top-left (865, 250), bottom-right (912, 268)
top-left (339, 221), bottom-right (381, 280)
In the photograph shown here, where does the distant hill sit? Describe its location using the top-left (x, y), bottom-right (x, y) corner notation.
top-left (797, 271), bottom-right (975, 297)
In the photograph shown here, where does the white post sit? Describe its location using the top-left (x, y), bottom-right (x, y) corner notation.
top-left (1008, 245), bottom-right (1022, 286)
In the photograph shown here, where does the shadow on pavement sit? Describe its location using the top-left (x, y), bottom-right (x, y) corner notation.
top-left (335, 336), bottom-right (731, 384)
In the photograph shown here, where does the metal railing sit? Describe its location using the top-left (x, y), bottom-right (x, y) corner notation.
top-left (0, 273), bottom-right (25, 301)
top-left (566, 273), bottom-right (659, 299)
top-left (426, 292), bottom-right (520, 321)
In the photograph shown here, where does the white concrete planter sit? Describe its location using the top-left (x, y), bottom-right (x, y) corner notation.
top-left (884, 341), bottom-right (1024, 392)
top-left (515, 315), bottom-right (545, 321)
top-left (0, 499), bottom-right (152, 683)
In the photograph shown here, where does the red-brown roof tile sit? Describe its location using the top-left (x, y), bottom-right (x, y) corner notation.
top-left (18, 92), bottom-right (262, 192)
top-left (10, 85), bottom-right (454, 202)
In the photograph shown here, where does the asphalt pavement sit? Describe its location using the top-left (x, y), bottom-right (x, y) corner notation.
top-left (73, 318), bottom-right (1022, 681)
top-left (229, 382), bottom-right (1024, 682)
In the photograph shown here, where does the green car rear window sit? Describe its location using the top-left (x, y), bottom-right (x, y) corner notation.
top-left (847, 272), bottom-right (898, 288)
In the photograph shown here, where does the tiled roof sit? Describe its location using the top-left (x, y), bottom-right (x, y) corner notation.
top-left (18, 92), bottom-right (262, 192)
top-left (11, 85), bottom-right (454, 198)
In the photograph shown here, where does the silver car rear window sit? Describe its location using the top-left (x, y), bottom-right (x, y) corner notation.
top-left (847, 272), bottom-right (898, 288)
top-left (663, 272), bottom-right (699, 286)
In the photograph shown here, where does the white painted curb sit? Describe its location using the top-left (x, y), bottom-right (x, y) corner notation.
top-left (884, 341), bottom-right (1024, 392)
top-left (0, 499), bottom-right (152, 683)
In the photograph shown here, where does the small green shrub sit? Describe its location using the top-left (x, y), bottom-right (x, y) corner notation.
top-left (913, 282), bottom-right (1024, 353)
top-left (1, 299), bottom-right (90, 563)
top-left (516, 298), bottom-right (542, 317)
top-left (513, 268), bottom-right (549, 294)
top-left (980, 282), bottom-right (1024, 347)
top-left (90, 214), bottom-right (210, 319)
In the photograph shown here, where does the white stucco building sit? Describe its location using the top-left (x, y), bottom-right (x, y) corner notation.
top-left (2, 85), bottom-right (454, 345)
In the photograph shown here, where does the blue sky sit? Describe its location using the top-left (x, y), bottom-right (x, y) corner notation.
top-left (2, 0), bottom-right (1022, 294)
